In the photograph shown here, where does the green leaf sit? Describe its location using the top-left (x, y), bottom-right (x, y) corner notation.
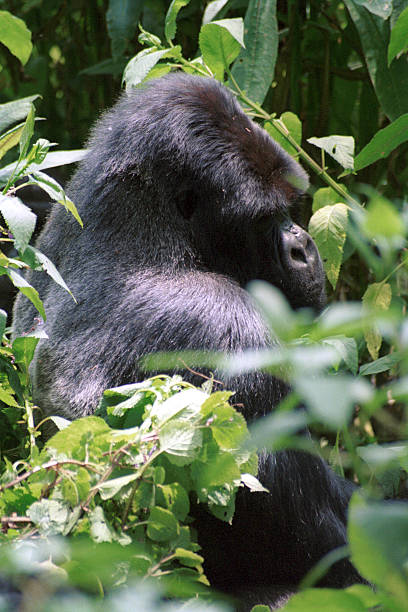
top-left (0, 150), bottom-right (87, 188)
top-left (362, 282), bottom-right (392, 359)
top-left (322, 336), bottom-right (358, 375)
top-left (308, 203), bottom-right (348, 289)
top-left (147, 506), bottom-right (179, 542)
top-left (360, 351), bottom-right (403, 375)
top-left (97, 473), bottom-right (139, 500)
top-left (12, 333), bottom-right (44, 371)
top-left (248, 280), bottom-right (296, 340)
top-left (27, 499), bottom-right (69, 536)
top-left (207, 404), bottom-right (247, 449)
top-left (106, 0), bottom-right (142, 58)
top-left (19, 104), bottom-right (35, 159)
top-left (6, 268), bottom-right (45, 320)
top-left (173, 547), bottom-right (204, 569)
top-left (294, 375), bottom-right (372, 430)
top-left (312, 186), bottom-right (347, 213)
top-left (89, 506), bottom-right (131, 545)
top-left (160, 420), bottom-right (203, 465)
top-left (307, 135), bottom-right (354, 169)
top-left (123, 47), bottom-right (181, 89)
top-left (354, 0), bottom-right (392, 19)
top-left (199, 18), bottom-right (244, 81)
top-left (0, 10), bottom-right (32, 65)
top-left (192, 447), bottom-right (241, 491)
top-left (159, 483), bottom-right (190, 521)
top-left (264, 112), bottom-right (302, 159)
top-left (231, 0), bottom-right (277, 104)
top-left (280, 588), bottom-right (367, 611)
top-left (388, 6), bottom-right (408, 65)
top-left (202, 0), bottom-right (229, 25)
top-left (0, 95), bottom-right (40, 134)
top-left (364, 196), bottom-right (404, 238)
top-left (45, 416), bottom-right (111, 455)
top-left (165, 0), bottom-right (191, 43)
top-left (0, 387), bottom-right (18, 407)
top-left (355, 114), bottom-right (408, 170)
top-left (29, 171), bottom-right (83, 227)
top-left (23, 245), bottom-right (73, 297)
top-left (0, 194), bottom-right (36, 254)
top-left (344, 1), bottom-right (408, 121)
top-left (0, 124), bottom-right (24, 161)
top-left (349, 494), bottom-right (408, 602)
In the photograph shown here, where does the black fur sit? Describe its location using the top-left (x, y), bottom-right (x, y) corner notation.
top-left (13, 74), bottom-right (361, 609)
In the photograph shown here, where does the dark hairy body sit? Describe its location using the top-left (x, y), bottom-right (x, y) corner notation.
top-left (13, 73), bottom-right (362, 609)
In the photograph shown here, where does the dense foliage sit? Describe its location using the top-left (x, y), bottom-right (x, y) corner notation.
top-left (0, 1), bottom-right (408, 611)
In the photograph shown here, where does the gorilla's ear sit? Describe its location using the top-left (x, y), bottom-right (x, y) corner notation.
top-left (175, 185), bottom-right (199, 220)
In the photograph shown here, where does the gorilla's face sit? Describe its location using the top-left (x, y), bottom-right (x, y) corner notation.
top-left (182, 183), bottom-right (325, 312)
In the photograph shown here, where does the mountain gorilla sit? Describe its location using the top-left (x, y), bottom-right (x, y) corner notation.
top-left (13, 73), bottom-right (362, 609)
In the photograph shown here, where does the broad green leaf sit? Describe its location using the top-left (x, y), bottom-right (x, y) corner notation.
top-left (160, 420), bottom-right (203, 465)
top-left (0, 194), bottom-right (36, 254)
top-left (0, 10), bottom-right (32, 65)
top-left (281, 588), bottom-right (367, 611)
top-left (29, 171), bottom-right (82, 227)
top-left (362, 282), bottom-right (392, 359)
top-left (231, 0), bottom-right (277, 104)
top-left (349, 495), bottom-right (408, 603)
top-left (202, 0), bottom-right (229, 25)
top-left (123, 47), bottom-right (181, 89)
top-left (27, 499), bottom-right (69, 536)
top-left (199, 19), bottom-right (244, 81)
top-left (388, 6), bottom-right (408, 65)
top-left (0, 124), bottom-right (24, 161)
top-left (354, 0), bottom-right (392, 18)
top-left (150, 388), bottom-right (207, 424)
top-left (19, 104), bottom-right (35, 159)
top-left (106, 0), bottom-right (142, 58)
top-left (360, 351), bottom-right (403, 375)
top-left (165, 0), bottom-right (191, 42)
top-left (0, 95), bottom-right (40, 133)
top-left (174, 547), bottom-right (204, 568)
top-left (344, 1), bottom-right (408, 121)
top-left (308, 203), bottom-right (348, 289)
top-left (322, 336), bottom-right (358, 374)
top-left (307, 135), bottom-right (354, 169)
top-left (0, 387), bottom-right (18, 407)
top-left (45, 416), bottom-right (111, 455)
top-left (355, 114), bottom-right (408, 170)
top-left (89, 506), bottom-right (131, 545)
top-left (49, 415), bottom-right (71, 430)
top-left (147, 506), bottom-right (179, 542)
top-left (97, 473), bottom-right (139, 500)
top-left (12, 332), bottom-right (45, 371)
top-left (207, 404), bottom-right (247, 449)
top-left (159, 483), bottom-right (190, 521)
top-left (294, 375), bottom-right (372, 430)
top-left (364, 197), bottom-right (404, 238)
top-left (264, 112), bottom-right (301, 159)
top-left (312, 186), bottom-right (347, 213)
top-left (192, 448), bottom-right (240, 491)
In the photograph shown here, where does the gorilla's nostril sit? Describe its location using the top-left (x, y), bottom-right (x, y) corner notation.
top-left (290, 247), bottom-right (307, 264)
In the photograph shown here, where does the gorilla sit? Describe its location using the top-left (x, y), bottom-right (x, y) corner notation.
top-left (13, 73), bottom-right (362, 609)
